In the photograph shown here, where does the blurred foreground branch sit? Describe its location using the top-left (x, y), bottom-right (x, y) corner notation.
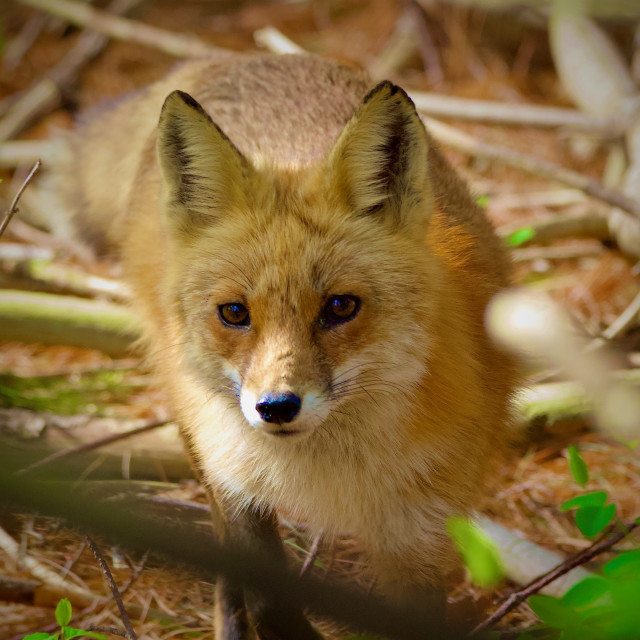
top-left (0, 457), bottom-right (457, 640)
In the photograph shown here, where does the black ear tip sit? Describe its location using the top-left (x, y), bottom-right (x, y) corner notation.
top-left (362, 80), bottom-right (414, 108)
top-left (161, 90), bottom-right (207, 117)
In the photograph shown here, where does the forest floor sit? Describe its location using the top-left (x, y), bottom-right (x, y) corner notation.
top-left (0, 1), bottom-right (639, 638)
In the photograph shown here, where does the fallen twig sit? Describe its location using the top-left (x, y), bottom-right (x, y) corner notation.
top-left (16, 419), bottom-right (172, 475)
top-left (0, 523), bottom-right (98, 608)
top-left (0, 289), bottom-right (140, 355)
top-left (300, 532), bottom-right (323, 577)
top-left (119, 549), bottom-right (149, 596)
top-left (0, 161), bottom-right (41, 238)
top-left (498, 212), bottom-right (610, 246)
top-left (472, 519), bottom-right (640, 635)
top-left (1, 409), bottom-right (191, 482)
top-left (20, 0), bottom-right (230, 58)
top-left (411, 92), bottom-right (620, 132)
top-left (250, 25), bottom-right (640, 220)
top-left (587, 289), bottom-right (640, 352)
top-left (86, 536), bottom-right (137, 640)
top-left (3, 12), bottom-right (50, 71)
top-left (423, 115), bottom-right (640, 221)
top-left (0, 0), bottom-right (142, 142)
top-left (511, 243), bottom-right (604, 262)
top-left (0, 140), bottom-right (56, 168)
top-left (0, 256), bottom-right (131, 302)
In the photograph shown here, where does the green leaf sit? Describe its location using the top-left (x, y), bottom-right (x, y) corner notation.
top-left (575, 504), bottom-right (616, 537)
top-left (562, 576), bottom-right (610, 609)
top-left (446, 517), bottom-right (504, 587)
top-left (604, 549), bottom-right (640, 580)
top-left (567, 445), bottom-right (589, 486)
top-left (528, 594), bottom-right (576, 627)
top-left (61, 629), bottom-right (107, 640)
top-left (476, 195), bottom-right (490, 207)
top-left (561, 491), bottom-right (607, 511)
top-left (505, 226), bottom-right (536, 247)
top-left (55, 598), bottom-right (72, 627)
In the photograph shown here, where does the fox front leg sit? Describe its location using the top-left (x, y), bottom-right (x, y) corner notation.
top-left (365, 545), bottom-right (448, 639)
top-left (209, 495), bottom-right (320, 640)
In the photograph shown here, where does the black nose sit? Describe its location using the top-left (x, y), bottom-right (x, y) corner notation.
top-left (255, 392), bottom-right (301, 424)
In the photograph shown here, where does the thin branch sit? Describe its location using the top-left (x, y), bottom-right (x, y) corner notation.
top-left (119, 549), bottom-right (149, 596)
top-left (86, 536), bottom-right (137, 640)
top-left (0, 0), bottom-right (142, 142)
top-left (250, 25), bottom-right (636, 219)
top-left (0, 160), bottom-right (41, 238)
top-left (587, 289), bottom-right (640, 352)
top-left (3, 12), bottom-right (50, 71)
top-left (16, 419), bottom-right (172, 475)
top-left (498, 212), bottom-right (610, 246)
top-left (20, 0), bottom-right (230, 58)
top-left (423, 115), bottom-right (640, 221)
top-left (411, 92), bottom-right (621, 132)
top-left (300, 531), bottom-right (323, 577)
top-left (471, 519), bottom-right (640, 635)
top-left (0, 524), bottom-right (98, 607)
top-left (511, 243), bottom-right (604, 262)
top-left (0, 140), bottom-right (56, 168)
top-left (0, 256), bottom-right (131, 302)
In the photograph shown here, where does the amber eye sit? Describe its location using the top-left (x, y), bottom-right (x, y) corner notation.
top-left (218, 303), bottom-right (250, 328)
top-left (319, 295), bottom-right (360, 328)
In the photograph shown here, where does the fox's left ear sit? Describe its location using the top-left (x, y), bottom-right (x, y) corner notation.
top-left (326, 81), bottom-right (432, 236)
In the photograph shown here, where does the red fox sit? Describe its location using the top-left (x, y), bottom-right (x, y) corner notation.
top-left (43, 53), bottom-right (515, 638)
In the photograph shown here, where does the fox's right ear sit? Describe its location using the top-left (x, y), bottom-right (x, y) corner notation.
top-left (157, 90), bottom-right (251, 237)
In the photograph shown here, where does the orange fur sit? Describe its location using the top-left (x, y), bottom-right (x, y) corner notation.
top-left (43, 53), bottom-right (516, 634)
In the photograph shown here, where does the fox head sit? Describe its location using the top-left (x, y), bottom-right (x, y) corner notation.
top-left (156, 81), bottom-right (439, 439)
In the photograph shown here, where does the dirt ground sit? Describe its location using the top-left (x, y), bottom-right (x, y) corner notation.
top-left (1, 1), bottom-right (639, 638)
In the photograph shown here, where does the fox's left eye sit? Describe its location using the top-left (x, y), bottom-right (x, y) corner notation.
top-left (218, 303), bottom-right (250, 328)
top-left (319, 295), bottom-right (360, 328)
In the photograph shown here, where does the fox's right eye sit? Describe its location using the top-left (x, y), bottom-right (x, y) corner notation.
top-left (218, 303), bottom-right (250, 328)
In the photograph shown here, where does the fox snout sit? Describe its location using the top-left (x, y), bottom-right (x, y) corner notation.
top-left (240, 385), bottom-right (328, 436)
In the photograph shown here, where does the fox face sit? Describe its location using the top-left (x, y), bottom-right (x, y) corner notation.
top-left (156, 83), bottom-right (439, 440)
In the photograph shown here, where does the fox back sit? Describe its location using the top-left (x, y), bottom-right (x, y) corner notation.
top-left (46, 54), bottom-right (515, 613)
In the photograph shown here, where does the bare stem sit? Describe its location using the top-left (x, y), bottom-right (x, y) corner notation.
top-left (85, 536), bottom-right (137, 640)
top-left (0, 161), bottom-right (41, 238)
top-left (471, 519), bottom-right (640, 636)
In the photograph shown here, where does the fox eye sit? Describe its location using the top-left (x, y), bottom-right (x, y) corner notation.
top-left (218, 303), bottom-right (250, 328)
top-left (320, 295), bottom-right (360, 328)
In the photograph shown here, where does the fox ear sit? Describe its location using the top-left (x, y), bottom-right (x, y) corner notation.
top-left (326, 81), bottom-right (432, 234)
top-left (157, 90), bottom-right (251, 236)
